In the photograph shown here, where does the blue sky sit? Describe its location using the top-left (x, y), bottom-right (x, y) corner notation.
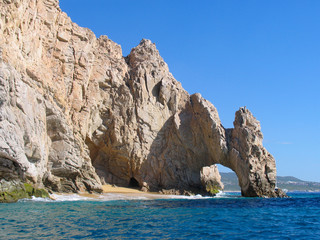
top-left (60, 0), bottom-right (320, 182)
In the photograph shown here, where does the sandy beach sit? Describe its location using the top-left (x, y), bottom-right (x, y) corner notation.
top-left (52, 185), bottom-right (165, 201)
top-left (50, 185), bottom-right (214, 201)
top-left (102, 185), bottom-right (146, 194)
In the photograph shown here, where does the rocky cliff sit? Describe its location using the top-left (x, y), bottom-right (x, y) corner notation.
top-left (0, 0), bottom-right (285, 198)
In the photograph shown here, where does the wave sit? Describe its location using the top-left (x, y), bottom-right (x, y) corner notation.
top-left (166, 194), bottom-right (214, 200)
top-left (214, 190), bottom-right (240, 198)
top-left (18, 196), bottom-right (54, 202)
top-left (18, 191), bottom-right (242, 202)
top-left (18, 193), bottom-right (156, 202)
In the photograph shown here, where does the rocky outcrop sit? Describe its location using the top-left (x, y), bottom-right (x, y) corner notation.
top-left (226, 108), bottom-right (281, 197)
top-left (0, 153), bottom-right (50, 202)
top-left (0, 0), bottom-right (285, 198)
top-left (0, 154), bottom-right (28, 202)
top-left (201, 165), bottom-right (224, 195)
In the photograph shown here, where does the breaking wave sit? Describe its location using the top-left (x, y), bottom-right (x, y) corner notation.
top-left (18, 191), bottom-right (242, 202)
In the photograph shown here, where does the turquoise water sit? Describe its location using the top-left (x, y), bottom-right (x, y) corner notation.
top-left (1, 192), bottom-right (320, 239)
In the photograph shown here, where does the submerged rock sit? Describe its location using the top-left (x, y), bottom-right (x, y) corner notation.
top-left (0, 0), bottom-right (285, 198)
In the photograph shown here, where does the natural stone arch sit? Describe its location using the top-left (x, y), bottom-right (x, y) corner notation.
top-left (79, 38), bottom-right (283, 197)
top-left (80, 39), bottom-right (283, 197)
top-left (139, 94), bottom-right (282, 197)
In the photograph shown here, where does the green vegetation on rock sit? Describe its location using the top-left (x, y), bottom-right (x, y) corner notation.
top-left (24, 183), bottom-right (34, 196)
top-left (205, 184), bottom-right (220, 195)
top-left (0, 182), bottom-right (50, 203)
top-left (0, 188), bottom-right (29, 203)
top-left (24, 183), bottom-right (50, 198)
top-left (33, 188), bottom-right (50, 198)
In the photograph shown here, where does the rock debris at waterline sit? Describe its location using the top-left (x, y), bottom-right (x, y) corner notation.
top-left (0, 0), bottom-right (286, 202)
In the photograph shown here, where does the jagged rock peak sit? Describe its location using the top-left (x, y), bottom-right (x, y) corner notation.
top-left (139, 38), bottom-right (155, 48)
top-left (234, 107), bottom-right (261, 131)
top-left (128, 39), bottom-right (169, 72)
top-left (136, 39), bottom-right (158, 54)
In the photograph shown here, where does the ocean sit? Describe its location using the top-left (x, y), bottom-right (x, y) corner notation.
top-left (1, 192), bottom-right (319, 239)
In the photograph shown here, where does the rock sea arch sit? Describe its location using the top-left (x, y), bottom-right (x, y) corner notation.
top-left (0, 0), bottom-right (285, 198)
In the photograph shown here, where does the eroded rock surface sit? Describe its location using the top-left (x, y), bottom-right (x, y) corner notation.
top-left (226, 108), bottom-right (284, 197)
top-left (0, 0), bottom-right (284, 197)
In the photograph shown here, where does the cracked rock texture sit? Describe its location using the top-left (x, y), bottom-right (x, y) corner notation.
top-left (0, 0), bottom-right (284, 197)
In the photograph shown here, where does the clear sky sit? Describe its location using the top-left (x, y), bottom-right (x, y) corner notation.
top-left (60, 0), bottom-right (320, 182)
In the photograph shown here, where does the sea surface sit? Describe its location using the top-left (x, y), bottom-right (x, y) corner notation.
top-left (1, 192), bottom-right (320, 239)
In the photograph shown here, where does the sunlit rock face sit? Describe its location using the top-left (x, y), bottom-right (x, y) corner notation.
top-left (0, 0), bottom-right (284, 197)
top-left (225, 108), bottom-right (284, 197)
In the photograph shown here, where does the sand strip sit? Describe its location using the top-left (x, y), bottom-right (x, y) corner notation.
top-left (102, 184), bottom-right (145, 194)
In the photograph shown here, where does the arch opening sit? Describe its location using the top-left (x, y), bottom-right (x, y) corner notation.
top-left (216, 164), bottom-right (241, 192)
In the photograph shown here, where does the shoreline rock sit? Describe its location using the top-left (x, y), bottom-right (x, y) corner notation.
top-left (0, 181), bottom-right (50, 203)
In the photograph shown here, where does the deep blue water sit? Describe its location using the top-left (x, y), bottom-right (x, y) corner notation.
top-left (1, 192), bottom-right (320, 239)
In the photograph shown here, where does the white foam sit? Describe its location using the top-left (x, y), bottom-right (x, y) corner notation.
top-left (166, 191), bottom-right (241, 200)
top-left (166, 191), bottom-right (234, 199)
top-left (17, 193), bottom-right (153, 202)
top-left (97, 193), bottom-right (150, 201)
top-left (214, 191), bottom-right (242, 198)
top-left (18, 196), bottom-right (54, 202)
top-left (49, 193), bottom-right (157, 202)
top-left (214, 190), bottom-right (227, 198)
top-left (18, 191), bottom-right (241, 202)
top-left (50, 193), bottom-right (95, 201)
top-left (165, 194), bottom-right (213, 200)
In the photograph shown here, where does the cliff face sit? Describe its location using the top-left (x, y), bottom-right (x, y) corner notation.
top-left (0, 0), bottom-right (284, 197)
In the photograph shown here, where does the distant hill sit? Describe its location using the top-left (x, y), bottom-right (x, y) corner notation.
top-left (220, 172), bottom-right (320, 192)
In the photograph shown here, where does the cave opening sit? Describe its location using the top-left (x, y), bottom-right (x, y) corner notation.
top-left (129, 177), bottom-right (140, 188)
